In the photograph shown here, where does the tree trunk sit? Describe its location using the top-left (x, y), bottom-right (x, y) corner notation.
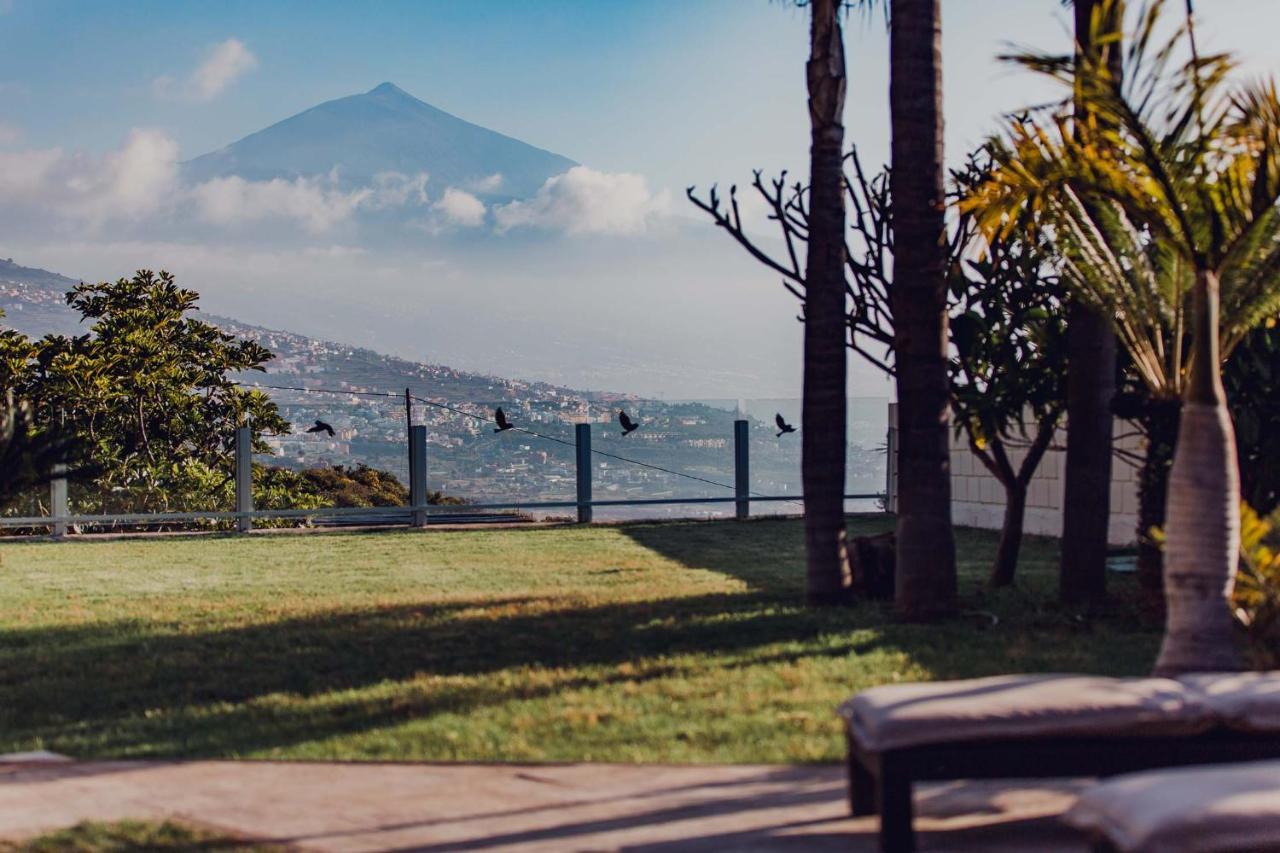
top-left (1060, 0), bottom-right (1121, 606)
top-left (802, 0), bottom-right (853, 606)
top-left (1137, 399), bottom-right (1181, 594)
top-left (890, 0), bottom-right (956, 619)
top-left (1060, 305), bottom-right (1116, 603)
top-left (1153, 269), bottom-right (1244, 675)
top-left (992, 480), bottom-right (1027, 587)
top-left (986, 419), bottom-right (1057, 587)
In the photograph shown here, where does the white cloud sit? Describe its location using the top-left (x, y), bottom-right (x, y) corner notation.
top-left (434, 187), bottom-right (486, 227)
top-left (189, 171), bottom-right (430, 233)
top-left (0, 129), bottom-right (179, 226)
top-left (468, 173), bottom-right (503, 193)
top-left (0, 123), bottom-right (21, 145)
top-left (493, 166), bottom-right (671, 235)
top-left (0, 129), bottom-right (440, 237)
top-left (366, 171), bottom-right (429, 209)
top-left (154, 38), bottom-right (257, 102)
top-left (190, 175), bottom-right (371, 233)
top-left (0, 147), bottom-right (61, 197)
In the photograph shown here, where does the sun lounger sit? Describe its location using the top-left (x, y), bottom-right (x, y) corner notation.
top-left (1065, 759), bottom-right (1280, 852)
top-left (837, 673), bottom-right (1280, 851)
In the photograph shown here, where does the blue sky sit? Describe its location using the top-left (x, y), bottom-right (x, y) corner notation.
top-left (4, 0), bottom-right (1276, 190)
top-left (1, 1), bottom-right (1278, 398)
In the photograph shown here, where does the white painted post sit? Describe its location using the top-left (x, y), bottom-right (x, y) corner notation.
top-left (49, 464), bottom-right (67, 537)
top-left (235, 426), bottom-right (253, 533)
top-left (886, 402), bottom-right (898, 514)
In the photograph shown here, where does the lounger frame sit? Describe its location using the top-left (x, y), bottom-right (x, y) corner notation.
top-left (844, 726), bottom-right (1280, 852)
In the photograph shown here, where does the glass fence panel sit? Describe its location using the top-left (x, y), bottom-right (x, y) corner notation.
top-left (5, 382), bottom-right (894, 532)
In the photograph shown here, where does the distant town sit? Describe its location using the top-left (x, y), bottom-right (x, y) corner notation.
top-left (2, 258), bottom-right (887, 518)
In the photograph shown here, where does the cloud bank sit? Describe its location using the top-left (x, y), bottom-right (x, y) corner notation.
top-left (0, 131), bottom-right (677, 241)
top-left (0, 129), bottom-right (179, 227)
top-left (493, 166), bottom-right (671, 235)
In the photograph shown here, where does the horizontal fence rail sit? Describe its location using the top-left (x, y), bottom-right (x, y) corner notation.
top-left (0, 494), bottom-right (884, 530)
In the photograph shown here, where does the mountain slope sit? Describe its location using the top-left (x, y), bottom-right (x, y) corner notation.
top-left (183, 83), bottom-right (577, 201)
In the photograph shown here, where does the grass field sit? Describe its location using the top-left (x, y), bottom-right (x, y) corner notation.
top-left (0, 820), bottom-right (280, 852)
top-left (0, 516), bottom-right (1161, 764)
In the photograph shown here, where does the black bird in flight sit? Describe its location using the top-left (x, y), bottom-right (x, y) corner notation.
top-left (494, 407), bottom-right (514, 432)
top-left (775, 413), bottom-right (797, 437)
top-left (306, 420), bottom-right (335, 437)
top-left (619, 410), bottom-right (639, 436)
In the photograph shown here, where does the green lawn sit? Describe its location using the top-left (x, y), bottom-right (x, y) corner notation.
top-left (0, 820), bottom-right (280, 852)
top-left (0, 516), bottom-right (1160, 764)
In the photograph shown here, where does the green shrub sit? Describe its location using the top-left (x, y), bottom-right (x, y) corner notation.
top-left (1235, 504), bottom-right (1280, 667)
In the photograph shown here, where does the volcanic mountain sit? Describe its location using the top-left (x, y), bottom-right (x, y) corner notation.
top-left (182, 82), bottom-right (577, 201)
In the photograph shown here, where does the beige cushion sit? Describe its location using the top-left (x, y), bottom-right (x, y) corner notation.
top-left (1180, 672), bottom-right (1280, 733)
top-left (1065, 761), bottom-right (1280, 852)
top-left (838, 674), bottom-right (1211, 752)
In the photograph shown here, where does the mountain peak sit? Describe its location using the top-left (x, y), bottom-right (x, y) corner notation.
top-left (368, 81), bottom-right (411, 98)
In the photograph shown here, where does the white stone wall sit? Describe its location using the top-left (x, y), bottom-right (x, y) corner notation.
top-left (887, 403), bottom-right (1142, 546)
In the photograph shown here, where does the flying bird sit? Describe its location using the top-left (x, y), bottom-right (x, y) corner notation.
top-left (775, 413), bottom-right (797, 437)
top-left (618, 410), bottom-right (639, 436)
top-left (494, 407), bottom-right (514, 432)
top-left (306, 420), bottom-right (335, 437)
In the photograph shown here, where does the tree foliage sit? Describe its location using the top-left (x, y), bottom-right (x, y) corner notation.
top-left (1236, 502), bottom-right (1280, 668)
top-left (2, 270), bottom-right (293, 514)
top-left (1226, 323), bottom-right (1280, 515)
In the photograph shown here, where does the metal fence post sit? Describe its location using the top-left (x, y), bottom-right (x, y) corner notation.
top-left (235, 426), bottom-right (253, 533)
top-left (49, 464), bottom-right (67, 537)
top-left (575, 422), bottom-right (592, 524)
top-left (410, 425), bottom-right (428, 528)
top-left (734, 419), bottom-right (750, 520)
top-left (886, 402), bottom-right (898, 514)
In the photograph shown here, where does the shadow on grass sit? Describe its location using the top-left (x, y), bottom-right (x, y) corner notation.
top-left (0, 518), bottom-right (1158, 760)
top-left (615, 515), bottom-right (894, 593)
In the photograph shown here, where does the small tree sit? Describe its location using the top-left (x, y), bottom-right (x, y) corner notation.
top-left (11, 271), bottom-right (291, 514)
top-left (948, 191), bottom-right (1068, 586)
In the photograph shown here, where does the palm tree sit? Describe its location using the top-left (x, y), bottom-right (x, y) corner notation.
top-left (1059, 0), bottom-right (1123, 605)
top-left (890, 0), bottom-right (957, 618)
top-left (801, 0), bottom-right (855, 605)
top-left (971, 1), bottom-right (1280, 673)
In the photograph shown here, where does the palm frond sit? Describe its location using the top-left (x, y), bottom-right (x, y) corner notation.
top-left (967, 0), bottom-right (1280, 395)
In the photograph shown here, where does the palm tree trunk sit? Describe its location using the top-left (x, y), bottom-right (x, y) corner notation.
top-left (802, 0), bottom-right (853, 605)
top-left (1153, 270), bottom-right (1244, 675)
top-left (1061, 305), bottom-right (1116, 602)
top-left (890, 0), bottom-right (956, 619)
top-left (1060, 0), bottom-right (1122, 605)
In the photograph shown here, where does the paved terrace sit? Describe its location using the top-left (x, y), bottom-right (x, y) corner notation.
top-left (0, 757), bottom-right (1092, 851)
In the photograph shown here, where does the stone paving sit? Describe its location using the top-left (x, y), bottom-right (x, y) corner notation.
top-left (0, 756), bottom-right (1093, 851)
